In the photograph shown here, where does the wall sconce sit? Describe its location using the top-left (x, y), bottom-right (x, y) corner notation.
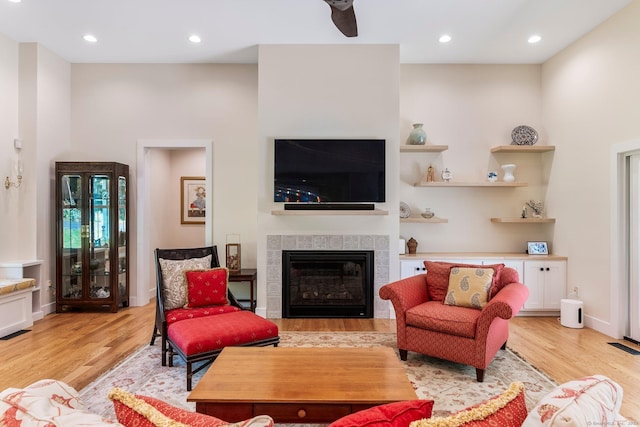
top-left (5, 160), bottom-right (23, 189)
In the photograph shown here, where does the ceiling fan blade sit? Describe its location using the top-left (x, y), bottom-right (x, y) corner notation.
top-left (324, 0), bottom-right (358, 37)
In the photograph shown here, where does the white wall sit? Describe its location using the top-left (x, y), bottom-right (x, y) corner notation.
top-left (33, 45), bottom-right (71, 310)
top-left (162, 148), bottom-right (206, 247)
top-left (399, 65), bottom-right (546, 253)
top-left (541, 0), bottom-right (640, 336)
top-left (71, 64), bottom-right (258, 302)
top-left (0, 33), bottom-right (21, 259)
top-left (256, 44), bottom-right (401, 316)
top-left (0, 39), bottom-right (69, 314)
top-left (141, 147), bottom-right (205, 301)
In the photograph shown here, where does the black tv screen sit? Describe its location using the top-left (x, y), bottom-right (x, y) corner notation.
top-left (274, 139), bottom-right (385, 203)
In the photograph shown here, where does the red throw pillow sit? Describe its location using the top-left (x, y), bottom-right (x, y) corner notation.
top-left (411, 382), bottom-right (527, 427)
top-left (109, 388), bottom-right (274, 427)
top-left (328, 400), bottom-right (434, 427)
top-left (423, 261), bottom-right (504, 302)
top-left (184, 268), bottom-right (229, 308)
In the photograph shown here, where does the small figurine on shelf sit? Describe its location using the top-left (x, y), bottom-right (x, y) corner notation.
top-left (407, 237), bottom-right (418, 254)
top-left (441, 168), bottom-right (452, 182)
top-left (526, 200), bottom-right (544, 218)
top-left (521, 205), bottom-right (528, 219)
top-left (425, 165), bottom-right (435, 182)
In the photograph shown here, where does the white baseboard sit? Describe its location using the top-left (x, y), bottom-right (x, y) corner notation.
top-left (584, 314), bottom-right (619, 338)
top-left (40, 301), bottom-right (56, 316)
top-left (255, 307), bottom-right (267, 318)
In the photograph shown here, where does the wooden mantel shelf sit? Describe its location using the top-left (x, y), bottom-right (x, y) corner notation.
top-left (490, 145), bottom-right (556, 153)
top-left (490, 217), bottom-right (556, 223)
top-left (415, 181), bottom-right (528, 187)
top-left (400, 145), bottom-right (448, 153)
top-left (271, 209), bottom-right (388, 216)
top-left (401, 217), bottom-right (448, 223)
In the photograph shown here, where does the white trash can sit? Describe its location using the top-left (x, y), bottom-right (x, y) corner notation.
top-left (560, 298), bottom-right (584, 328)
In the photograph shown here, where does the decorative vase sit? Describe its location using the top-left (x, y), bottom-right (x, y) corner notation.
top-left (408, 123), bottom-right (427, 145)
top-left (501, 164), bottom-right (516, 183)
top-left (421, 208), bottom-right (434, 219)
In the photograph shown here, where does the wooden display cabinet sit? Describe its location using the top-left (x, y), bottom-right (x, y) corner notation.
top-left (55, 162), bottom-right (129, 312)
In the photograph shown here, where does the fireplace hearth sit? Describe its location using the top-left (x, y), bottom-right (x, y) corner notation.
top-left (282, 250), bottom-right (374, 318)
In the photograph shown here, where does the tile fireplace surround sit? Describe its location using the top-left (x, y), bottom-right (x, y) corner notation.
top-left (266, 234), bottom-right (390, 319)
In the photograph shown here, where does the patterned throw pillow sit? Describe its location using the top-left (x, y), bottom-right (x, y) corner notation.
top-left (158, 255), bottom-right (212, 310)
top-left (522, 375), bottom-right (626, 426)
top-left (109, 388), bottom-right (274, 427)
top-left (184, 268), bottom-right (229, 308)
top-left (444, 267), bottom-right (494, 309)
top-left (423, 261), bottom-right (504, 302)
top-left (0, 379), bottom-right (119, 426)
top-left (329, 399), bottom-right (434, 427)
top-left (410, 382), bottom-right (528, 427)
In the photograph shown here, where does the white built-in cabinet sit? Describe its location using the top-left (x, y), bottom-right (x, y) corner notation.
top-left (0, 260), bottom-right (43, 320)
top-left (522, 261), bottom-right (566, 311)
top-left (399, 254), bottom-right (566, 315)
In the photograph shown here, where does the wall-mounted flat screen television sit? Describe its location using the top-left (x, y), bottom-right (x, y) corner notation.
top-left (274, 139), bottom-right (385, 203)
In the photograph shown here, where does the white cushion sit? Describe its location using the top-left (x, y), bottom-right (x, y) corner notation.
top-left (523, 375), bottom-right (626, 426)
top-left (158, 255), bottom-right (212, 310)
top-left (0, 379), bottom-right (122, 426)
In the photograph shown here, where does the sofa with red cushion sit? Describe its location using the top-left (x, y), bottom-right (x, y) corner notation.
top-left (380, 261), bottom-right (530, 382)
top-left (0, 376), bottom-right (629, 426)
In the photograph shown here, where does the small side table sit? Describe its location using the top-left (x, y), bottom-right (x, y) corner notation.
top-left (228, 269), bottom-right (257, 312)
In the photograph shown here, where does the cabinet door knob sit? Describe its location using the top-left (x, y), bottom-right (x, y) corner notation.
top-left (298, 409), bottom-right (307, 418)
top-left (422, 267), bottom-right (426, 271)
top-left (546, 267), bottom-right (550, 271)
top-left (415, 267), bottom-right (420, 271)
top-left (540, 267), bottom-right (544, 271)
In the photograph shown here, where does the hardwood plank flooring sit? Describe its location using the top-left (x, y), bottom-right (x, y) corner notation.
top-left (508, 316), bottom-right (640, 422)
top-left (1, 304), bottom-right (638, 421)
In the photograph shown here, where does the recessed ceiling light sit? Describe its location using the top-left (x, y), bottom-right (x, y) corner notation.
top-left (189, 34), bottom-right (202, 44)
top-left (439, 34), bottom-right (452, 43)
top-left (528, 35), bottom-right (542, 44)
top-left (83, 34), bottom-right (98, 43)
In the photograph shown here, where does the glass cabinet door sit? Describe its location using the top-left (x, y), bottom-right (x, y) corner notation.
top-left (60, 174), bottom-right (83, 299)
top-left (117, 176), bottom-right (127, 298)
top-left (89, 175), bottom-right (111, 299)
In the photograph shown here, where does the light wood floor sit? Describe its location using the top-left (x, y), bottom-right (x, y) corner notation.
top-left (1, 303), bottom-right (638, 421)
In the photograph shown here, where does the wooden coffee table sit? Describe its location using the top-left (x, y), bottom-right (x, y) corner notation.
top-left (187, 346), bottom-right (417, 423)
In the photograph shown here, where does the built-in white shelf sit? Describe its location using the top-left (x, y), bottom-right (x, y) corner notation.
top-left (400, 217), bottom-right (448, 223)
top-left (415, 181), bottom-right (528, 187)
top-left (490, 217), bottom-right (556, 223)
top-left (490, 145), bottom-right (556, 153)
top-left (400, 145), bottom-right (449, 153)
top-left (271, 209), bottom-right (388, 216)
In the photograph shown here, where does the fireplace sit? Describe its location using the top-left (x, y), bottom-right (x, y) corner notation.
top-left (282, 250), bottom-right (374, 318)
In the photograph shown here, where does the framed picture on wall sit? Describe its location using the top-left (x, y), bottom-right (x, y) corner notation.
top-left (527, 241), bottom-right (549, 255)
top-left (180, 176), bottom-right (206, 224)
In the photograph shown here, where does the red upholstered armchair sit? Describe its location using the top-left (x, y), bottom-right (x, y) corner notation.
top-left (380, 261), bottom-right (529, 382)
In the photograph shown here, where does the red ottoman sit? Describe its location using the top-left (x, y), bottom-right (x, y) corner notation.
top-left (166, 310), bottom-right (280, 390)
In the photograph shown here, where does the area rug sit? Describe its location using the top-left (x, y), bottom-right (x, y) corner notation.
top-left (80, 332), bottom-right (556, 422)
